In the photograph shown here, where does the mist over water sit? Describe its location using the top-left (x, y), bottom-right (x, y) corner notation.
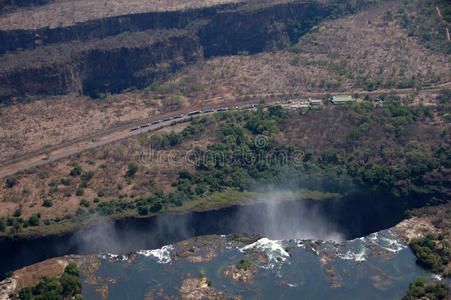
top-left (71, 189), bottom-right (345, 255)
top-left (234, 196), bottom-right (344, 242)
top-left (72, 214), bottom-right (195, 254)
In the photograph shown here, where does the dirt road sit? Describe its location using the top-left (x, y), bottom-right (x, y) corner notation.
top-left (436, 6), bottom-right (450, 41)
top-left (0, 101), bottom-right (254, 178)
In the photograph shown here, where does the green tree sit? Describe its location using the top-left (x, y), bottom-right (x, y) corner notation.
top-left (13, 208), bottom-right (22, 217)
top-left (403, 276), bottom-right (449, 300)
top-left (64, 263), bottom-right (79, 277)
top-left (5, 176), bottom-right (18, 188)
top-left (236, 259), bottom-right (252, 270)
top-left (69, 164), bottom-right (83, 177)
top-left (137, 206), bottom-right (149, 216)
top-left (43, 199), bottom-right (53, 207)
top-left (150, 202), bottom-right (162, 213)
top-left (125, 162), bottom-right (139, 178)
top-left (28, 214), bottom-right (40, 226)
top-left (60, 273), bottom-right (81, 296)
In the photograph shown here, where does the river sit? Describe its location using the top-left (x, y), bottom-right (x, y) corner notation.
top-left (0, 193), bottom-right (407, 278)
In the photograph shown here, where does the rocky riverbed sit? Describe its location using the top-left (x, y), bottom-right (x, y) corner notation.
top-left (2, 215), bottom-right (449, 300)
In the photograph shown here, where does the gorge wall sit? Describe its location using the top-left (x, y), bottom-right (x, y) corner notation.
top-left (0, 0), bottom-right (380, 101)
top-left (0, 1), bottom-right (331, 100)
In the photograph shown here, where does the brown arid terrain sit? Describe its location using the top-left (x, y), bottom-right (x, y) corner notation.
top-left (0, 121), bottom-right (196, 221)
top-left (168, 1), bottom-right (450, 97)
top-left (0, 0), bottom-right (449, 165)
top-left (0, 91), bottom-right (224, 164)
top-left (0, 0), bottom-right (242, 30)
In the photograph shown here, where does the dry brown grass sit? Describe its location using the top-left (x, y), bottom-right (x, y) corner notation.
top-left (0, 93), bottom-right (160, 163)
top-left (0, 0), bottom-right (242, 30)
top-left (167, 1), bottom-right (450, 98)
top-left (0, 83), bottom-right (240, 163)
top-left (0, 120), bottom-right (217, 220)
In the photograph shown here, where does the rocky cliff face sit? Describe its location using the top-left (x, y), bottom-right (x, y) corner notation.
top-left (0, 0), bottom-right (344, 101)
top-left (0, 5), bottom-right (229, 55)
top-left (199, 1), bottom-right (327, 57)
top-left (80, 33), bottom-right (202, 96)
top-left (0, 31), bottom-right (202, 98)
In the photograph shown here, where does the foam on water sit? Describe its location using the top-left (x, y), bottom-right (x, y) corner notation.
top-left (102, 253), bottom-right (128, 261)
top-left (377, 237), bottom-right (405, 253)
top-left (137, 245), bottom-right (174, 264)
top-left (368, 232), bottom-right (378, 240)
top-left (240, 238), bottom-right (289, 268)
top-left (339, 246), bottom-right (368, 262)
top-left (296, 241), bottom-right (305, 248)
top-left (335, 230), bottom-right (407, 262)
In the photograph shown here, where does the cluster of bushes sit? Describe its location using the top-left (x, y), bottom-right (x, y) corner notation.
top-left (395, 0), bottom-right (451, 54)
top-left (134, 191), bottom-right (165, 215)
top-left (1, 212), bottom-right (42, 235)
top-left (125, 162), bottom-right (139, 179)
top-left (402, 277), bottom-right (448, 300)
top-left (140, 108), bottom-right (353, 208)
top-left (436, 89), bottom-right (451, 122)
top-left (339, 100), bottom-right (443, 197)
top-left (16, 263), bottom-right (83, 300)
top-left (356, 76), bottom-right (418, 91)
top-left (150, 117), bottom-right (211, 149)
top-left (289, 56), bottom-right (420, 91)
top-left (2, 198), bottom-right (137, 235)
top-left (95, 200), bottom-right (135, 216)
top-left (68, 164), bottom-right (95, 194)
top-left (410, 234), bottom-right (450, 275)
top-left (5, 176), bottom-right (18, 188)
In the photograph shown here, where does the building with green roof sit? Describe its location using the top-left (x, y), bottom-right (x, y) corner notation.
top-left (330, 95), bottom-right (354, 104)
